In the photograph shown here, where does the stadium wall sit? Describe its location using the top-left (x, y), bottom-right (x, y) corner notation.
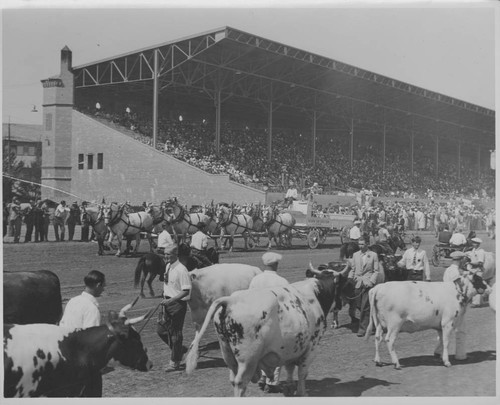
top-left (71, 111), bottom-right (266, 205)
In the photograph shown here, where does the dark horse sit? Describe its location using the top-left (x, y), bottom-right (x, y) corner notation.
top-left (134, 244), bottom-right (219, 297)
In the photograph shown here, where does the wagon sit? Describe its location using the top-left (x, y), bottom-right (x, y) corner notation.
top-left (284, 200), bottom-right (356, 249)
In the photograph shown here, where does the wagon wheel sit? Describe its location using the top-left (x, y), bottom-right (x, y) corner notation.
top-left (307, 229), bottom-right (320, 249)
top-left (431, 244), bottom-right (440, 267)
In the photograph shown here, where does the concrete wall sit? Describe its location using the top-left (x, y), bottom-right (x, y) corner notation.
top-left (71, 112), bottom-right (265, 205)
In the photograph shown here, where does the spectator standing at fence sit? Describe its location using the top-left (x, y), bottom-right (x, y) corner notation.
top-left (41, 200), bottom-right (51, 241)
top-left (80, 201), bottom-right (90, 242)
top-left (7, 197), bottom-right (22, 243)
top-left (67, 201), bottom-right (81, 241)
top-left (33, 199), bottom-right (44, 242)
top-left (53, 200), bottom-right (69, 242)
top-left (23, 200), bottom-right (36, 243)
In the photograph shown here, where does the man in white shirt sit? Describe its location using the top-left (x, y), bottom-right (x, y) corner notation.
top-left (284, 182), bottom-right (298, 206)
top-left (157, 222), bottom-right (174, 254)
top-left (349, 220), bottom-right (362, 243)
top-left (249, 252), bottom-right (289, 394)
top-left (449, 228), bottom-right (467, 249)
top-left (157, 244), bottom-right (192, 371)
top-left (60, 270), bottom-right (106, 330)
top-left (190, 222), bottom-right (208, 253)
top-left (53, 200), bottom-right (69, 242)
top-left (397, 236), bottom-right (431, 281)
top-left (443, 251), bottom-right (465, 284)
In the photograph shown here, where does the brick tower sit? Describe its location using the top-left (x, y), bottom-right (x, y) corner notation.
top-left (40, 46), bottom-right (74, 200)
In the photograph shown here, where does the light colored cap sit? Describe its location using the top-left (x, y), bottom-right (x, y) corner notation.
top-left (471, 238), bottom-right (482, 244)
top-left (262, 252), bottom-right (283, 266)
top-left (164, 244), bottom-right (178, 253)
top-left (450, 251), bottom-right (466, 259)
top-left (353, 220), bottom-right (361, 225)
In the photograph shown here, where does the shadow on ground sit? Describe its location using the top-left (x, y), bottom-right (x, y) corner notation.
top-left (398, 350), bottom-right (496, 368)
top-left (306, 375), bottom-right (398, 396)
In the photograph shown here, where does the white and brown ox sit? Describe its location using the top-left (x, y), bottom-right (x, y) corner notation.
top-left (188, 264), bottom-right (262, 339)
top-left (3, 300), bottom-right (152, 397)
top-left (185, 266), bottom-right (339, 397)
top-left (365, 271), bottom-right (488, 369)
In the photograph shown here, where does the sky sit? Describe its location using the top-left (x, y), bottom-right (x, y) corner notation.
top-left (1, 0), bottom-right (498, 125)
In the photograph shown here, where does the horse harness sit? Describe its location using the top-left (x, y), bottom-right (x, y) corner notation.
top-left (106, 204), bottom-right (149, 235)
top-left (218, 209), bottom-right (254, 233)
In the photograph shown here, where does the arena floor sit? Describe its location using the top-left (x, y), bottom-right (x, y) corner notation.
top-left (2, 231), bottom-right (496, 398)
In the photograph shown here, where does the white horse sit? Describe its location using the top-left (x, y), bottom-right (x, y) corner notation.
top-left (216, 205), bottom-right (254, 253)
top-left (164, 197), bottom-right (209, 244)
top-left (262, 205), bottom-right (295, 249)
top-left (103, 202), bottom-right (155, 257)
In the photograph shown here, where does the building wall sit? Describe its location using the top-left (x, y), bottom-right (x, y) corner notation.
top-left (71, 111), bottom-right (265, 205)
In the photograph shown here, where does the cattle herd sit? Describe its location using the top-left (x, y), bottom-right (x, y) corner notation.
top-left (2, 209), bottom-right (497, 398)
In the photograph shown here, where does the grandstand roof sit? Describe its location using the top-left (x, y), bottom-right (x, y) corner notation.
top-left (73, 26), bottom-right (495, 148)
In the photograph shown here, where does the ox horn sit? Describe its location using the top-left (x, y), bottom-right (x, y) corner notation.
top-left (124, 308), bottom-right (154, 326)
top-left (308, 261), bottom-right (341, 277)
top-left (119, 296), bottom-right (140, 318)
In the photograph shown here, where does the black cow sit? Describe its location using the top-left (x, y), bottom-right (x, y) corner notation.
top-left (4, 270), bottom-right (62, 324)
top-left (4, 303), bottom-right (152, 397)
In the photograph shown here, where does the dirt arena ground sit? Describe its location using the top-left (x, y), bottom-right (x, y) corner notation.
top-left (2, 230), bottom-right (496, 397)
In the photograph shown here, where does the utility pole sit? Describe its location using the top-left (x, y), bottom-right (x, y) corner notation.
top-left (8, 115), bottom-right (11, 169)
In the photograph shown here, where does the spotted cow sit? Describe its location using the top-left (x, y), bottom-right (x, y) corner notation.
top-left (365, 272), bottom-right (488, 369)
top-left (185, 268), bottom-right (338, 396)
top-left (3, 303), bottom-right (152, 397)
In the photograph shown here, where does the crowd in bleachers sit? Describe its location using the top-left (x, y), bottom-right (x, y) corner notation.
top-left (77, 103), bottom-right (494, 200)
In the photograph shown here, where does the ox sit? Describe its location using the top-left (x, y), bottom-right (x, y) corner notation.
top-left (4, 270), bottom-right (62, 325)
top-left (188, 264), bottom-right (262, 337)
top-left (185, 267), bottom-right (338, 397)
top-left (3, 301), bottom-right (152, 397)
top-left (365, 272), bottom-right (488, 369)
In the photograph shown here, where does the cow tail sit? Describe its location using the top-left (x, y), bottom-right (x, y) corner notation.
top-left (364, 288), bottom-right (377, 341)
top-left (134, 257), bottom-right (145, 288)
top-left (185, 297), bottom-right (228, 375)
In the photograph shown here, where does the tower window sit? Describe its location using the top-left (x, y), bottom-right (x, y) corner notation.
top-left (87, 154), bottom-right (93, 170)
top-left (78, 154), bottom-right (84, 170)
top-left (97, 153), bottom-right (103, 169)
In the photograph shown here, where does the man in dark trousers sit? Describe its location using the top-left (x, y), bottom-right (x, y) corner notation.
top-left (23, 200), bottom-right (36, 243)
top-left (33, 199), bottom-right (44, 242)
top-left (157, 244), bottom-right (191, 371)
top-left (67, 201), bottom-right (81, 241)
top-left (343, 238), bottom-right (380, 337)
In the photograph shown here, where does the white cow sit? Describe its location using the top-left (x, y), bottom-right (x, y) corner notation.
top-left (188, 264), bottom-right (262, 339)
top-left (366, 272), bottom-right (488, 369)
top-left (186, 268), bottom-right (338, 397)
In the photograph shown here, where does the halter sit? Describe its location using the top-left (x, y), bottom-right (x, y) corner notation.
top-left (82, 205), bottom-right (104, 227)
top-left (106, 203), bottom-right (147, 233)
top-left (218, 207), bottom-right (254, 232)
top-left (264, 207), bottom-right (294, 231)
top-left (166, 201), bottom-right (199, 228)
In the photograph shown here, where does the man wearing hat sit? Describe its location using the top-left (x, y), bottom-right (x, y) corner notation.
top-left (158, 244), bottom-right (192, 371)
top-left (397, 236), bottom-right (431, 281)
top-left (349, 219), bottom-right (362, 243)
top-left (442, 250), bottom-right (469, 360)
top-left (7, 197), bottom-right (22, 243)
top-left (157, 222), bottom-right (174, 255)
top-left (377, 221), bottom-right (393, 255)
top-left (249, 252), bottom-right (289, 393)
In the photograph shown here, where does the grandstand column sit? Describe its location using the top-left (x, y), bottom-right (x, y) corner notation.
top-left (435, 135), bottom-right (439, 177)
top-left (410, 132), bottom-right (414, 180)
top-left (382, 125), bottom-right (386, 177)
top-left (477, 145), bottom-right (481, 178)
top-left (215, 90), bottom-right (221, 155)
top-left (350, 119), bottom-right (354, 170)
top-left (268, 101), bottom-right (273, 163)
top-left (152, 49), bottom-right (159, 149)
top-left (312, 111), bottom-right (316, 167)
top-left (458, 141), bottom-right (461, 180)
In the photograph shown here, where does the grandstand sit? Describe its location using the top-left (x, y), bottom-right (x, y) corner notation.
top-left (40, 27), bottom-right (495, 205)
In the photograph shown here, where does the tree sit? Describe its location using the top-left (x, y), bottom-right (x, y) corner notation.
top-left (2, 147), bottom-right (25, 203)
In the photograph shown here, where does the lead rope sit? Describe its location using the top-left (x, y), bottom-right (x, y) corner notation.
top-left (136, 300), bottom-right (163, 335)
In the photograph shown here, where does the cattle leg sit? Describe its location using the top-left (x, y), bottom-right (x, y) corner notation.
top-left (434, 330), bottom-right (444, 359)
top-left (232, 362), bottom-right (257, 397)
top-left (385, 324), bottom-right (402, 369)
top-left (441, 323), bottom-right (453, 367)
top-left (331, 309), bottom-right (339, 329)
top-left (374, 324), bottom-right (384, 366)
top-left (282, 364), bottom-right (296, 397)
top-left (296, 362), bottom-right (310, 396)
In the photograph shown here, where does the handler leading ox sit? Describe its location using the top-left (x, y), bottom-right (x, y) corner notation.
top-left (3, 301), bottom-right (152, 397)
top-left (185, 267), bottom-right (338, 397)
top-left (365, 272), bottom-right (488, 369)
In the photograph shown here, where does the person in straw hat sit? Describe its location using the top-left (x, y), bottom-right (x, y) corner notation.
top-left (349, 219), bottom-right (362, 243)
top-left (249, 252), bottom-right (289, 393)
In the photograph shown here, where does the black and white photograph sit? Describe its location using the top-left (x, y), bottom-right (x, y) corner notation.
top-left (2, 0), bottom-right (498, 400)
